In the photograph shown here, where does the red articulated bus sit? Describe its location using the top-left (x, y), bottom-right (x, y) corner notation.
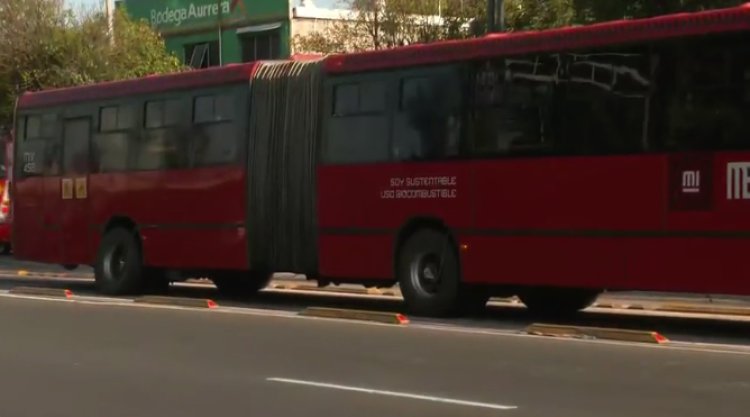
top-left (11, 4), bottom-right (750, 316)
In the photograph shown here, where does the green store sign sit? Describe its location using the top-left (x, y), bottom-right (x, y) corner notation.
top-left (149, 0), bottom-right (239, 28)
top-left (125, 0), bottom-right (290, 32)
top-left (125, 0), bottom-right (247, 29)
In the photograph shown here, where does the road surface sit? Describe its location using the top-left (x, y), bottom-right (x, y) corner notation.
top-left (1, 295), bottom-right (749, 417)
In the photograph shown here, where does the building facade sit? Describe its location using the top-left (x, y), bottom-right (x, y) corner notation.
top-left (122, 0), bottom-right (350, 68)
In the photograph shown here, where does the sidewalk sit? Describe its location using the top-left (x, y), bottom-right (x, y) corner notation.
top-left (270, 277), bottom-right (750, 308)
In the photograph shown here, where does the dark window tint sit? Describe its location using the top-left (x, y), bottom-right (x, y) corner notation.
top-left (193, 123), bottom-right (238, 165)
top-left (100, 105), bottom-right (136, 132)
top-left (145, 101), bottom-right (163, 128)
top-left (17, 116), bottom-right (42, 177)
top-left (100, 107), bottom-right (118, 132)
top-left (393, 71), bottom-right (462, 160)
top-left (26, 116), bottom-right (41, 139)
top-left (240, 30), bottom-right (280, 61)
top-left (194, 94), bottom-right (234, 124)
top-left (117, 106), bottom-right (135, 130)
top-left (145, 99), bottom-right (182, 128)
top-left (185, 41), bottom-right (220, 68)
top-left (17, 114), bottom-right (60, 177)
top-left (360, 81), bottom-right (386, 113)
top-left (93, 132), bottom-right (129, 172)
top-left (332, 81), bottom-right (386, 117)
top-left (62, 118), bottom-right (90, 175)
top-left (192, 93), bottom-right (237, 166)
top-left (134, 129), bottom-right (187, 170)
top-left (41, 114), bottom-right (58, 138)
top-left (560, 52), bottom-right (650, 154)
top-left (471, 57), bottom-right (557, 156)
top-left (324, 78), bottom-right (391, 164)
top-left (333, 84), bottom-right (358, 116)
top-left (653, 34), bottom-right (750, 151)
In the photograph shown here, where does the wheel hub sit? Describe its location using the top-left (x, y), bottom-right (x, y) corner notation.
top-left (104, 244), bottom-right (128, 281)
top-left (410, 253), bottom-right (442, 295)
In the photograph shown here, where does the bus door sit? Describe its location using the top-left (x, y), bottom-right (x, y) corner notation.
top-left (59, 117), bottom-right (92, 264)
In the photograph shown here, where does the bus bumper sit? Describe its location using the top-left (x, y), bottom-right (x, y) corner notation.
top-left (0, 222), bottom-right (10, 248)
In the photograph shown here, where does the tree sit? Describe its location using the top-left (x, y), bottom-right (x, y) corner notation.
top-left (503, 0), bottom-right (744, 30)
top-left (295, 0), bottom-right (746, 54)
top-left (294, 0), bottom-right (486, 54)
top-left (0, 0), bottom-right (183, 126)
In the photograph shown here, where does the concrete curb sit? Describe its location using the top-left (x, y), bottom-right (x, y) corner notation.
top-left (134, 296), bottom-right (218, 309)
top-left (272, 284), bottom-right (397, 297)
top-left (6, 269), bottom-right (93, 279)
top-left (525, 323), bottom-right (669, 344)
top-left (592, 302), bottom-right (645, 310)
top-left (654, 303), bottom-right (750, 317)
top-left (299, 307), bottom-right (409, 325)
top-left (9, 286), bottom-right (74, 298)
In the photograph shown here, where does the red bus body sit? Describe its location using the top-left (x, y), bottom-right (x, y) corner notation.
top-left (12, 64), bottom-right (257, 269)
top-left (11, 4), bottom-right (750, 315)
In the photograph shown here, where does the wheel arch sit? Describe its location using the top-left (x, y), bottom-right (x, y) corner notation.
top-left (393, 216), bottom-right (460, 279)
top-left (101, 215), bottom-right (144, 260)
top-left (103, 215), bottom-right (137, 234)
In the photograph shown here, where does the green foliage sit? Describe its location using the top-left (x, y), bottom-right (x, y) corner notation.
top-left (504, 0), bottom-right (745, 30)
top-left (295, 0), bottom-right (488, 53)
top-left (0, 0), bottom-right (183, 127)
top-left (295, 0), bottom-right (746, 54)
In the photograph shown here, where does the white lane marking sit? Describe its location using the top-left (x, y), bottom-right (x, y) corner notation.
top-left (267, 377), bottom-right (518, 411)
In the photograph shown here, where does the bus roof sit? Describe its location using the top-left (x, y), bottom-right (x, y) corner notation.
top-left (17, 62), bottom-right (259, 110)
top-left (324, 3), bottom-right (750, 74)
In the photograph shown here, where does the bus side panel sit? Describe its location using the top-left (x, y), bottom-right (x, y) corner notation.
top-left (89, 166), bottom-right (248, 270)
top-left (624, 151), bottom-right (750, 296)
top-left (460, 235), bottom-right (628, 288)
top-left (317, 163), bottom-right (473, 280)
top-left (626, 238), bottom-right (750, 295)
top-left (317, 234), bottom-right (393, 280)
top-left (464, 155), bottom-right (665, 288)
top-left (10, 178), bottom-right (43, 260)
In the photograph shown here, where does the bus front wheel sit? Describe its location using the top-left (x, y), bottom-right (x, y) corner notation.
top-left (397, 228), bottom-right (465, 317)
top-left (94, 228), bottom-right (144, 295)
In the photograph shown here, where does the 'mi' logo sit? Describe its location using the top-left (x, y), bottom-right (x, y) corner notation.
top-left (681, 170), bottom-right (700, 193)
top-left (727, 162), bottom-right (750, 200)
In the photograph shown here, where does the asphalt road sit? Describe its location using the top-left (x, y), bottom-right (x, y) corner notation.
top-left (2, 295), bottom-right (750, 417)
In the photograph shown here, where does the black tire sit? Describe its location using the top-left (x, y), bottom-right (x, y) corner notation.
top-left (397, 228), bottom-right (464, 317)
top-left (519, 287), bottom-right (600, 317)
top-left (212, 270), bottom-right (272, 298)
top-left (94, 228), bottom-right (145, 295)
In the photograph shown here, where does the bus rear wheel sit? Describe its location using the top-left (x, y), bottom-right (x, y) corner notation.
top-left (94, 228), bottom-right (145, 295)
top-left (212, 270), bottom-right (272, 298)
top-left (518, 287), bottom-right (600, 317)
top-left (397, 228), bottom-right (465, 317)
